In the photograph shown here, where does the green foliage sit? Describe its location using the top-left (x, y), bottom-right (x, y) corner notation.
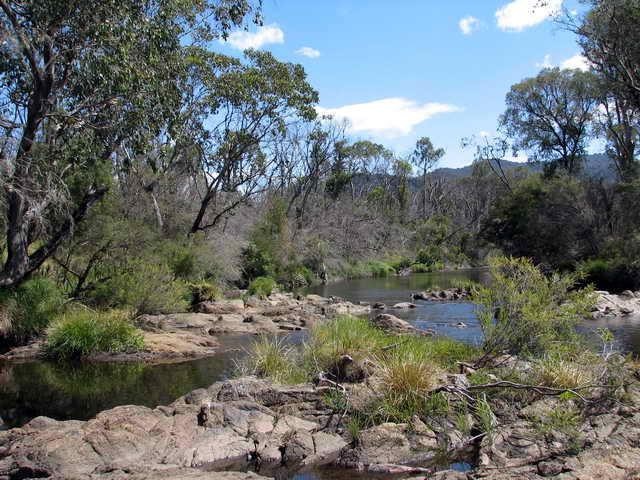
top-left (387, 256), bottom-right (413, 271)
top-left (0, 277), bottom-right (65, 342)
top-left (483, 174), bottom-right (595, 268)
top-left (533, 405), bottom-right (582, 437)
top-left (305, 315), bottom-right (388, 371)
top-left (472, 256), bottom-right (596, 359)
top-left (366, 260), bottom-right (396, 277)
top-left (247, 276), bottom-right (276, 298)
top-left (474, 394), bottom-right (497, 437)
top-left (531, 351), bottom-right (599, 389)
top-left (409, 263), bottom-right (432, 273)
top-left (189, 281), bottom-right (223, 305)
top-left (45, 308), bottom-right (144, 359)
top-left (579, 257), bottom-right (640, 293)
top-left (500, 67), bottom-right (598, 175)
top-left (89, 261), bottom-right (189, 315)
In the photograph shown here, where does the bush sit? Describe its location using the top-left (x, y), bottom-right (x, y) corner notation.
top-left (240, 243), bottom-right (275, 284)
top-left (279, 263), bottom-right (314, 289)
top-left (579, 257), bottom-right (640, 293)
top-left (472, 256), bottom-right (596, 361)
top-left (410, 263), bottom-right (432, 273)
top-left (388, 256), bottom-right (413, 271)
top-left (45, 308), bottom-right (144, 359)
top-left (366, 260), bottom-right (396, 277)
top-left (89, 261), bottom-right (189, 315)
top-left (189, 281), bottom-right (223, 305)
top-left (0, 276), bottom-right (65, 342)
top-left (247, 276), bottom-right (276, 298)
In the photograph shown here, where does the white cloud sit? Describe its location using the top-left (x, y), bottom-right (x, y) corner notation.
top-left (536, 54), bottom-right (553, 69)
top-left (496, 0), bottom-right (563, 32)
top-left (316, 98), bottom-right (461, 138)
top-left (510, 151), bottom-right (529, 163)
top-left (479, 130), bottom-right (491, 138)
top-left (296, 46), bottom-right (321, 58)
top-left (459, 16), bottom-right (480, 35)
top-left (561, 54), bottom-right (590, 71)
top-left (224, 24), bottom-right (284, 50)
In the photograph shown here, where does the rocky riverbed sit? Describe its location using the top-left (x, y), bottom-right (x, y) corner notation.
top-left (0, 293), bottom-right (369, 363)
top-left (2, 368), bottom-right (640, 480)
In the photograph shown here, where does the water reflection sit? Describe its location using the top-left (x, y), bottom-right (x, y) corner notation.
top-left (0, 335), bottom-right (251, 429)
top-left (308, 269), bottom-right (489, 345)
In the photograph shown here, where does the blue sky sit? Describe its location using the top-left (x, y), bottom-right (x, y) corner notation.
top-left (215, 0), bottom-right (587, 168)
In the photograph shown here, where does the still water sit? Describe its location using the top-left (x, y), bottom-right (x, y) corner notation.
top-left (2, 268), bottom-right (639, 431)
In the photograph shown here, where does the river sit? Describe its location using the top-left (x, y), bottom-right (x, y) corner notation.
top-left (2, 268), bottom-right (639, 432)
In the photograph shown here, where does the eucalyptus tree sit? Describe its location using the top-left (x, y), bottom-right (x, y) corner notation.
top-left (576, 0), bottom-right (640, 113)
top-left (572, 0), bottom-right (640, 180)
top-left (412, 136), bottom-right (445, 218)
top-left (500, 67), bottom-right (598, 175)
top-left (0, 0), bottom-right (261, 287)
top-left (186, 49), bottom-right (318, 233)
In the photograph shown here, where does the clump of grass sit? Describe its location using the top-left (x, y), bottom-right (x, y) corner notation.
top-left (474, 394), bottom-right (497, 437)
top-left (410, 263), bottom-right (432, 273)
top-left (304, 315), bottom-right (390, 371)
top-left (533, 405), bottom-right (582, 436)
top-left (532, 353), bottom-right (598, 389)
top-left (241, 336), bottom-right (306, 384)
top-left (247, 276), bottom-right (276, 298)
top-left (45, 308), bottom-right (144, 359)
top-left (378, 353), bottom-right (442, 407)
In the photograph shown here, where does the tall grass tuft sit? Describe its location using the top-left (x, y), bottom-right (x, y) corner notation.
top-left (304, 315), bottom-right (389, 371)
top-left (241, 335), bottom-right (306, 384)
top-left (45, 308), bottom-right (144, 359)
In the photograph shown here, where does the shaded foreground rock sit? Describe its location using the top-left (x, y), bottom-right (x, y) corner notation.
top-left (0, 377), bottom-right (347, 480)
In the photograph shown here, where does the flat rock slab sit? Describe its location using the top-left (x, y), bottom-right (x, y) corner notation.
top-left (0, 378), bottom-right (347, 480)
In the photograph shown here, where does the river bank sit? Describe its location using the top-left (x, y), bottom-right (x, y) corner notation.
top-left (2, 356), bottom-right (639, 480)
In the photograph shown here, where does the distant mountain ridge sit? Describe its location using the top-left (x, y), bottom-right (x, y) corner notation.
top-left (430, 153), bottom-right (617, 181)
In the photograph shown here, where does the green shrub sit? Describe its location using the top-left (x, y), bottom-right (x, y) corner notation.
top-left (388, 256), bottom-right (413, 271)
top-left (240, 243), bottom-right (275, 284)
top-left (247, 276), bottom-right (276, 298)
top-left (279, 264), bottom-right (314, 289)
top-left (189, 281), bottom-right (223, 305)
top-left (472, 256), bottom-right (596, 361)
top-left (0, 276), bottom-right (65, 341)
top-left (89, 261), bottom-right (189, 315)
top-left (579, 257), bottom-right (640, 293)
top-left (410, 263), bottom-right (431, 273)
top-left (45, 308), bottom-right (144, 359)
top-left (366, 260), bottom-right (396, 277)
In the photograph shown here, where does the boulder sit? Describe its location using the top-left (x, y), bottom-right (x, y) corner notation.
top-left (372, 314), bottom-right (433, 336)
top-left (392, 302), bottom-right (417, 309)
top-left (0, 378), bottom-right (348, 479)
